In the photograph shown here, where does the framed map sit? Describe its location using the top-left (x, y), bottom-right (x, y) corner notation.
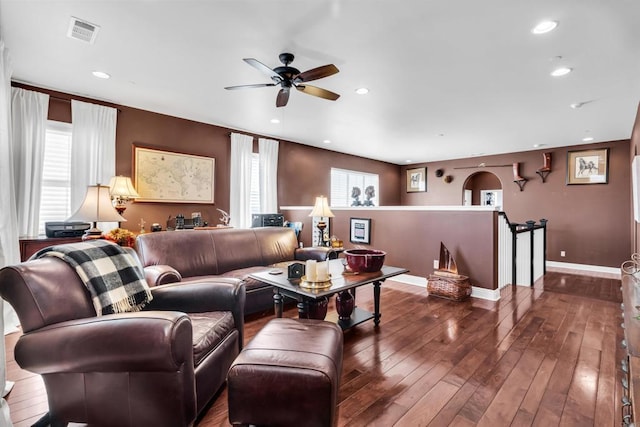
top-left (133, 145), bottom-right (215, 203)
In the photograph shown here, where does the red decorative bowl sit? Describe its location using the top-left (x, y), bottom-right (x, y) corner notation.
top-left (344, 249), bottom-right (386, 273)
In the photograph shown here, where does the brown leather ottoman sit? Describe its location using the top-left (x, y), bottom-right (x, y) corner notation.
top-left (227, 318), bottom-right (343, 427)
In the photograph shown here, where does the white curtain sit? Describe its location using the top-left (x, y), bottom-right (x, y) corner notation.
top-left (11, 88), bottom-right (49, 238)
top-left (70, 100), bottom-right (117, 231)
top-left (229, 133), bottom-right (253, 228)
top-left (258, 138), bottom-right (279, 213)
top-left (0, 39), bottom-right (16, 427)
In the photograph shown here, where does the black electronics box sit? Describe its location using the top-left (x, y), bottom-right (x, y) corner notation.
top-left (45, 221), bottom-right (90, 238)
top-left (167, 215), bottom-right (204, 230)
top-left (251, 213), bottom-right (284, 228)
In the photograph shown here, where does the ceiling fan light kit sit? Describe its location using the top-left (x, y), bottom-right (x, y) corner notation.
top-left (224, 53), bottom-right (340, 107)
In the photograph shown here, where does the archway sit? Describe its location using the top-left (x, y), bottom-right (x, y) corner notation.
top-left (462, 171), bottom-right (503, 207)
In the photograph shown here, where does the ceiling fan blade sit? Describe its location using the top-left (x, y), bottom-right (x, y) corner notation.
top-left (224, 83), bottom-right (276, 90)
top-left (243, 58), bottom-right (282, 81)
top-left (276, 88), bottom-right (290, 107)
top-left (295, 64), bottom-right (339, 83)
top-left (296, 84), bottom-right (340, 101)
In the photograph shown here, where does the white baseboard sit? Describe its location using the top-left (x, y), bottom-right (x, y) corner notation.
top-left (392, 274), bottom-right (500, 301)
top-left (547, 261), bottom-right (621, 278)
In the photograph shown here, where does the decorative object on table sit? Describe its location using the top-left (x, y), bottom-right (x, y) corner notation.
top-left (306, 297), bottom-right (329, 320)
top-left (427, 242), bottom-right (471, 301)
top-left (300, 260), bottom-right (332, 289)
top-left (350, 217), bottom-right (371, 244)
top-left (536, 152), bottom-right (552, 183)
top-left (309, 196), bottom-right (334, 247)
top-left (287, 262), bottom-right (305, 279)
top-left (151, 223), bottom-right (162, 232)
top-left (406, 167), bottom-right (426, 192)
top-left (335, 290), bottom-right (355, 320)
top-left (512, 162), bottom-right (527, 191)
top-left (66, 184), bottom-right (126, 240)
top-left (139, 218), bottom-right (146, 234)
top-left (216, 208), bottom-right (231, 226)
top-left (343, 249), bottom-right (386, 273)
top-left (330, 235), bottom-right (343, 249)
top-left (104, 228), bottom-right (137, 247)
top-left (566, 148), bottom-right (609, 185)
top-left (351, 186), bottom-right (362, 206)
top-left (363, 185), bottom-right (376, 206)
top-left (108, 176), bottom-right (140, 215)
top-left (133, 144), bottom-right (215, 203)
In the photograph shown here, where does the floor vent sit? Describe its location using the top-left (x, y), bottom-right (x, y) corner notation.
top-left (67, 17), bottom-right (100, 44)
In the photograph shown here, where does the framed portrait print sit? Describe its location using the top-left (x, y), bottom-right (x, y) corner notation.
top-left (350, 218), bottom-right (371, 244)
top-left (133, 144), bottom-right (215, 203)
top-left (406, 167), bottom-right (426, 192)
top-left (566, 148), bottom-right (609, 185)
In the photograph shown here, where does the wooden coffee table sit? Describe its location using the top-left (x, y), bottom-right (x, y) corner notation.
top-left (250, 259), bottom-right (408, 330)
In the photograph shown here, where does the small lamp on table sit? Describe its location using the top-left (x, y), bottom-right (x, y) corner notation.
top-left (67, 184), bottom-right (126, 240)
top-left (308, 196), bottom-right (335, 247)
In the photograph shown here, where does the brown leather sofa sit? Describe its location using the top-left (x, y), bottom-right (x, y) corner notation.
top-left (134, 227), bottom-right (336, 316)
top-left (0, 250), bottom-right (245, 427)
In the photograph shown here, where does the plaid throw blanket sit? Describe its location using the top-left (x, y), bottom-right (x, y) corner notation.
top-left (32, 240), bottom-right (153, 316)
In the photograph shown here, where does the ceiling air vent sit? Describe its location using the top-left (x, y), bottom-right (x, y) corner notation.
top-left (67, 17), bottom-right (100, 44)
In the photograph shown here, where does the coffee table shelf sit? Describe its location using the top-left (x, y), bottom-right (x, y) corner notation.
top-left (325, 307), bottom-right (375, 330)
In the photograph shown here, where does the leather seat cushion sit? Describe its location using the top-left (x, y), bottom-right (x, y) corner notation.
top-left (188, 311), bottom-right (236, 367)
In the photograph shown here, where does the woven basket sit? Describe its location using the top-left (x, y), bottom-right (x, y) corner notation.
top-left (427, 274), bottom-right (471, 301)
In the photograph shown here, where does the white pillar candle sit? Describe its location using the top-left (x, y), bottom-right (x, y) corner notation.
top-left (316, 261), bottom-right (328, 281)
top-left (306, 260), bottom-right (317, 281)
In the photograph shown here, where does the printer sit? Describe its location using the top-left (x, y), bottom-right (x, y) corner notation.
top-left (45, 221), bottom-right (91, 238)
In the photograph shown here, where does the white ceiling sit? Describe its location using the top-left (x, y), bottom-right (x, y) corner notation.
top-left (1, 1), bottom-right (639, 165)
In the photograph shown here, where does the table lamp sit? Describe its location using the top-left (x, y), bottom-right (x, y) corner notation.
top-left (308, 196), bottom-right (334, 246)
top-left (67, 184), bottom-right (126, 240)
top-left (108, 176), bottom-right (140, 215)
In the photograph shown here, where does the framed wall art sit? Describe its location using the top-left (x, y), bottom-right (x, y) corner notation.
top-left (566, 148), bottom-right (609, 185)
top-left (350, 217), bottom-right (371, 244)
top-left (406, 167), bottom-right (426, 192)
top-left (133, 144), bottom-right (215, 203)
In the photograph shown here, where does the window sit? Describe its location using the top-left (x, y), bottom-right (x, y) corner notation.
top-left (330, 168), bottom-right (379, 207)
top-left (38, 121), bottom-right (72, 235)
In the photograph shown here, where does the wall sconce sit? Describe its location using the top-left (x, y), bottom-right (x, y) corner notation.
top-left (67, 184), bottom-right (126, 240)
top-left (108, 176), bottom-right (140, 215)
top-left (308, 196), bottom-right (335, 247)
top-left (512, 162), bottom-right (527, 191)
top-left (536, 152), bottom-right (552, 183)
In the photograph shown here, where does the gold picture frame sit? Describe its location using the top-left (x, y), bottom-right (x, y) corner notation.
top-left (566, 148), bottom-right (609, 185)
top-left (133, 144), bottom-right (215, 203)
top-left (406, 167), bottom-right (426, 192)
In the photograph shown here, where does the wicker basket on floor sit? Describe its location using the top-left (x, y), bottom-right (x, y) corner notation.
top-left (427, 274), bottom-right (471, 301)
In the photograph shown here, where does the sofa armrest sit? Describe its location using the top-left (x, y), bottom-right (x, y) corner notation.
top-left (147, 279), bottom-right (246, 349)
top-left (295, 247), bottom-right (338, 261)
top-left (15, 311), bottom-right (193, 374)
top-left (144, 264), bottom-right (182, 286)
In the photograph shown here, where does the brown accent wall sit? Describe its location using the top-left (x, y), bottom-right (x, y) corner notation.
top-left (464, 171), bottom-right (503, 205)
top-left (282, 208), bottom-right (497, 289)
top-left (17, 83), bottom-right (399, 231)
top-left (400, 140), bottom-right (631, 268)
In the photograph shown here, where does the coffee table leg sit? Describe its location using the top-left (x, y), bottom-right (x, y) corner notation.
top-left (373, 280), bottom-right (382, 325)
top-left (297, 300), bottom-right (307, 319)
top-left (273, 290), bottom-right (283, 318)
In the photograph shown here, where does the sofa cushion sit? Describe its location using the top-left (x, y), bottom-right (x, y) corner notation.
top-left (188, 311), bottom-right (236, 367)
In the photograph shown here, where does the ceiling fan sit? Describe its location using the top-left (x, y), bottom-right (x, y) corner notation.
top-left (224, 53), bottom-right (340, 107)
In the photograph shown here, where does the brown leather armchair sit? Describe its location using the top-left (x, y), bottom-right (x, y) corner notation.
top-left (0, 250), bottom-right (245, 427)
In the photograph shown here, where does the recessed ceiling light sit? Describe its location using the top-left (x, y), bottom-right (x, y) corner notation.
top-left (405, 160), bottom-right (412, 163)
top-left (551, 67), bottom-right (572, 77)
top-left (570, 102), bottom-right (584, 109)
top-left (92, 70), bottom-right (110, 79)
top-left (355, 87), bottom-right (369, 95)
top-left (532, 20), bottom-right (558, 34)
top-left (270, 118), bottom-right (280, 124)
top-left (582, 136), bottom-right (594, 142)
top-left (533, 143), bottom-right (545, 148)
top-left (323, 139), bottom-right (331, 144)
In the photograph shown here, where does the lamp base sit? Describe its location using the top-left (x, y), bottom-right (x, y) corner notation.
top-left (82, 226), bottom-right (104, 241)
top-left (316, 222), bottom-right (327, 247)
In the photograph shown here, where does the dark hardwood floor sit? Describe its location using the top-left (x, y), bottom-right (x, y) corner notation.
top-left (5, 271), bottom-right (625, 426)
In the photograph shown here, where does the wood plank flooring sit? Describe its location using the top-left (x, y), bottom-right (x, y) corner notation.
top-left (4, 271), bottom-right (625, 426)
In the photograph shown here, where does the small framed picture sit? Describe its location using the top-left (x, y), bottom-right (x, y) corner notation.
top-left (406, 167), bottom-right (426, 192)
top-left (566, 148), bottom-right (609, 185)
top-left (350, 218), bottom-right (371, 244)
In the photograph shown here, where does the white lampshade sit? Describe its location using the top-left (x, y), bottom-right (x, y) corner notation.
top-left (308, 196), bottom-right (335, 218)
top-left (67, 184), bottom-right (126, 226)
top-left (108, 176), bottom-right (140, 199)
